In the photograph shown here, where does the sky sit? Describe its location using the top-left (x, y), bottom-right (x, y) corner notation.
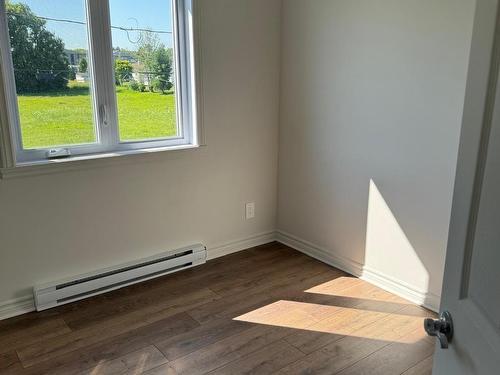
top-left (11, 0), bottom-right (174, 50)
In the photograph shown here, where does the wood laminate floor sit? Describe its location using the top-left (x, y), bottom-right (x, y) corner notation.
top-left (0, 243), bottom-right (436, 375)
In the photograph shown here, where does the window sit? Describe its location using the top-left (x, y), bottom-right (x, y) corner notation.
top-left (0, 0), bottom-right (198, 165)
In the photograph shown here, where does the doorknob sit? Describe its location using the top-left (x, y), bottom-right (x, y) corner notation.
top-left (424, 311), bottom-right (454, 349)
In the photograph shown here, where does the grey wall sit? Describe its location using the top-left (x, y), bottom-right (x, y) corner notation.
top-left (0, 0), bottom-right (282, 303)
top-left (278, 0), bottom-right (475, 302)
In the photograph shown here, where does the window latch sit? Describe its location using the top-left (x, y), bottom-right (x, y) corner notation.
top-left (99, 104), bottom-right (108, 127)
top-left (46, 148), bottom-right (71, 159)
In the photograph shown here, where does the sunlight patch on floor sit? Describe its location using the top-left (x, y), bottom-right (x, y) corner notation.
top-left (234, 300), bottom-right (426, 344)
top-left (305, 276), bottom-right (409, 305)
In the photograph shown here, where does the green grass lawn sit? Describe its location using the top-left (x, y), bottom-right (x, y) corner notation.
top-left (18, 82), bottom-right (177, 149)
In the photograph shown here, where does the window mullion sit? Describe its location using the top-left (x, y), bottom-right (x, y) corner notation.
top-left (86, 0), bottom-right (119, 149)
top-left (175, 0), bottom-right (197, 146)
top-left (0, 0), bottom-right (23, 165)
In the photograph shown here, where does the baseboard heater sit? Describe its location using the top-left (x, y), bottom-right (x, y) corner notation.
top-left (33, 244), bottom-right (206, 311)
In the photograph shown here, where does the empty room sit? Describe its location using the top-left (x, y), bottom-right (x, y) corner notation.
top-left (0, 0), bottom-right (499, 374)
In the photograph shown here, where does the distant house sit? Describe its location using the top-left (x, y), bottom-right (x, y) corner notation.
top-left (75, 72), bottom-right (89, 83)
top-left (113, 51), bottom-right (138, 64)
top-left (65, 49), bottom-right (87, 68)
top-left (131, 61), bottom-right (175, 89)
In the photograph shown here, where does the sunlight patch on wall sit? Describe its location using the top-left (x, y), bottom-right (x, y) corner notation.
top-left (364, 179), bottom-right (429, 292)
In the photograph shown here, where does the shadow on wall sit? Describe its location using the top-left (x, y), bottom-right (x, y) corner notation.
top-left (364, 179), bottom-right (437, 309)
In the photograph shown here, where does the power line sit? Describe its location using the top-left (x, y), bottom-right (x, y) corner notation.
top-left (6, 11), bottom-right (173, 35)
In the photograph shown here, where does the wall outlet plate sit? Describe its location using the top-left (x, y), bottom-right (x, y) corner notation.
top-left (246, 202), bottom-right (255, 219)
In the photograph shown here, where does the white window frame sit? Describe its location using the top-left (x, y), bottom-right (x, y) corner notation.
top-left (0, 0), bottom-right (199, 166)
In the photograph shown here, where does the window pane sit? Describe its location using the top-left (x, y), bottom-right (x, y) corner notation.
top-left (6, 0), bottom-right (96, 149)
top-left (109, 0), bottom-right (178, 142)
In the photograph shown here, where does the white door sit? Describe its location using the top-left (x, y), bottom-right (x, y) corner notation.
top-left (432, 0), bottom-right (500, 373)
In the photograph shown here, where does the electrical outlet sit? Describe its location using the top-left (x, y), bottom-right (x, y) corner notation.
top-left (245, 202), bottom-right (255, 219)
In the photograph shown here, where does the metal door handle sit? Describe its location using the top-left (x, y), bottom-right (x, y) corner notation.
top-left (424, 311), bottom-right (453, 349)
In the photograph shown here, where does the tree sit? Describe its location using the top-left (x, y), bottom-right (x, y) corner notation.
top-left (151, 48), bottom-right (173, 94)
top-left (68, 67), bottom-right (77, 81)
top-left (114, 60), bottom-right (133, 85)
top-left (136, 31), bottom-right (174, 93)
top-left (79, 57), bottom-right (88, 73)
top-left (6, 2), bottom-right (70, 92)
top-left (137, 31), bottom-right (161, 69)
top-left (137, 30), bottom-right (161, 91)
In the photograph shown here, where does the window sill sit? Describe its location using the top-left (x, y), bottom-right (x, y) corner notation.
top-left (0, 144), bottom-right (203, 179)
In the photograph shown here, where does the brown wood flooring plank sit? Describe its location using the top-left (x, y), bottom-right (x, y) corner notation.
top-left (17, 288), bottom-right (218, 367)
top-left (282, 283), bottom-right (419, 354)
top-left (279, 305), bottom-right (432, 375)
top-left (154, 317), bottom-right (253, 361)
top-left (283, 304), bottom-right (391, 355)
top-left (336, 329), bottom-right (434, 375)
top-left (168, 324), bottom-right (297, 375)
top-left (207, 255), bottom-right (338, 298)
top-left (402, 355), bottom-right (433, 375)
top-left (207, 340), bottom-right (304, 375)
top-left (0, 364), bottom-right (26, 375)
top-left (11, 313), bottom-right (198, 375)
top-left (0, 243), bottom-right (436, 375)
top-left (0, 318), bottom-right (71, 354)
top-left (0, 351), bottom-right (20, 372)
top-left (75, 345), bottom-right (167, 375)
top-left (0, 309), bottom-right (63, 331)
top-left (187, 267), bottom-right (343, 325)
top-left (140, 363), bottom-right (178, 375)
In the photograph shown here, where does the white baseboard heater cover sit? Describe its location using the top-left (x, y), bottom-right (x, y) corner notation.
top-left (33, 244), bottom-right (206, 311)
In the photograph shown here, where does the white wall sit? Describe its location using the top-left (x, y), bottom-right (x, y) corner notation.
top-left (278, 0), bottom-right (475, 307)
top-left (0, 0), bottom-right (281, 303)
top-left (0, 0), bottom-right (479, 314)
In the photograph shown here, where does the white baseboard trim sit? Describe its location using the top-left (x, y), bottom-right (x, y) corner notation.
top-left (361, 267), bottom-right (440, 312)
top-left (0, 295), bottom-right (35, 321)
top-left (1, 229), bottom-right (440, 321)
top-left (276, 230), bottom-right (440, 312)
top-left (207, 231), bottom-right (276, 260)
top-left (276, 230), bottom-right (364, 277)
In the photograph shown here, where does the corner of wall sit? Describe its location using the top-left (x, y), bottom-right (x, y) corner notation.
top-left (276, 230), bottom-right (441, 312)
